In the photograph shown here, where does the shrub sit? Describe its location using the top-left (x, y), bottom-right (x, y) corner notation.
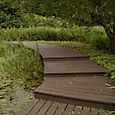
top-left (89, 28), bottom-right (110, 50)
top-left (90, 50), bottom-right (115, 85)
top-left (0, 26), bottom-right (110, 51)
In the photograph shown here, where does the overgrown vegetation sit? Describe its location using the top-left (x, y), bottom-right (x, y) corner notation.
top-left (0, 41), bottom-right (43, 114)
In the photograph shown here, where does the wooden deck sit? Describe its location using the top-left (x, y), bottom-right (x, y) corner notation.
top-left (34, 76), bottom-right (115, 110)
top-left (19, 99), bottom-right (113, 115)
top-left (44, 59), bottom-right (106, 75)
top-left (21, 42), bottom-right (115, 114)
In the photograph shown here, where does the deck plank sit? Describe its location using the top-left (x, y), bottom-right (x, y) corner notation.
top-left (39, 82), bottom-right (114, 96)
top-left (36, 101), bottom-right (53, 115)
top-left (80, 107), bottom-right (90, 115)
top-left (72, 106), bottom-right (82, 115)
top-left (45, 102), bottom-right (60, 115)
top-left (34, 75), bottom-right (115, 110)
top-left (90, 108), bottom-right (99, 115)
top-left (27, 99), bottom-right (46, 115)
top-left (44, 59), bottom-right (106, 75)
top-left (18, 98), bottom-right (39, 115)
top-left (54, 103), bottom-right (67, 115)
top-left (63, 104), bottom-right (75, 115)
top-left (19, 99), bottom-right (114, 115)
top-left (35, 86), bottom-right (115, 105)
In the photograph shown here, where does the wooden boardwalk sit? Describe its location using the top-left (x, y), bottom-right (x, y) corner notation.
top-left (21, 42), bottom-right (115, 114)
top-left (19, 98), bottom-right (111, 115)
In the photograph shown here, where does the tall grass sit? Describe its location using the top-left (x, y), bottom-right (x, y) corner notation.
top-left (0, 41), bottom-right (43, 114)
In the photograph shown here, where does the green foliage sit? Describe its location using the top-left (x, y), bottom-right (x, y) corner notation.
top-left (0, 1), bottom-right (22, 28)
top-left (0, 41), bottom-right (43, 113)
top-left (0, 26), bottom-right (110, 51)
top-left (0, 41), bottom-right (43, 90)
top-left (88, 27), bottom-right (110, 50)
top-left (24, 0), bottom-right (115, 54)
top-left (24, 0), bottom-right (114, 26)
top-left (20, 14), bottom-right (68, 28)
top-left (90, 50), bottom-right (115, 85)
top-left (0, 0), bottom-right (68, 28)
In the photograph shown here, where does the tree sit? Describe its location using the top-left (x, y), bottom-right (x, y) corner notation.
top-left (25, 0), bottom-right (115, 54)
top-left (0, 0), bottom-right (21, 28)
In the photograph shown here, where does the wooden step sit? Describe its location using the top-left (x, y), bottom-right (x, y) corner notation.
top-left (37, 43), bottom-right (89, 59)
top-left (43, 56), bottom-right (90, 61)
top-left (34, 76), bottom-right (115, 110)
top-left (18, 99), bottom-right (112, 115)
top-left (44, 59), bottom-right (106, 76)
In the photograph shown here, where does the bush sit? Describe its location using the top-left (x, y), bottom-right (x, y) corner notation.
top-left (0, 26), bottom-right (110, 51)
top-left (88, 27), bottom-right (110, 50)
top-left (90, 50), bottom-right (115, 85)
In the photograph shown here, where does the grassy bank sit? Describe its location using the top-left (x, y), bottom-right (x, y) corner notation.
top-left (0, 41), bottom-right (43, 114)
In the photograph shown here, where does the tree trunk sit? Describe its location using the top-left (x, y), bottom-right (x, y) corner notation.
top-left (102, 24), bottom-right (115, 54)
top-left (110, 35), bottom-right (115, 54)
top-left (111, 21), bottom-right (115, 54)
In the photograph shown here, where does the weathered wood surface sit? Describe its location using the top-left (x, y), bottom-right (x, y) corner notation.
top-left (21, 42), bottom-right (115, 114)
top-left (34, 76), bottom-right (115, 110)
top-left (19, 99), bottom-right (113, 115)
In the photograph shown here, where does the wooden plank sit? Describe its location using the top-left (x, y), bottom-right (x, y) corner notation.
top-left (36, 42), bottom-right (89, 59)
top-left (18, 98), bottom-right (39, 115)
top-left (44, 76), bottom-right (109, 84)
top-left (45, 102), bottom-right (60, 115)
top-left (54, 103), bottom-right (67, 115)
top-left (63, 104), bottom-right (75, 115)
top-left (90, 108), bottom-right (99, 115)
top-left (44, 59), bottom-right (106, 75)
top-left (72, 106), bottom-right (82, 115)
top-left (34, 92), bottom-right (114, 110)
top-left (39, 83), bottom-right (114, 96)
top-left (36, 101), bottom-right (53, 115)
top-left (35, 87), bottom-right (115, 105)
top-left (80, 107), bottom-right (90, 115)
top-left (27, 99), bottom-right (46, 115)
top-left (44, 76), bottom-right (109, 86)
top-left (98, 109), bottom-right (109, 115)
top-left (43, 79), bottom-right (110, 90)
